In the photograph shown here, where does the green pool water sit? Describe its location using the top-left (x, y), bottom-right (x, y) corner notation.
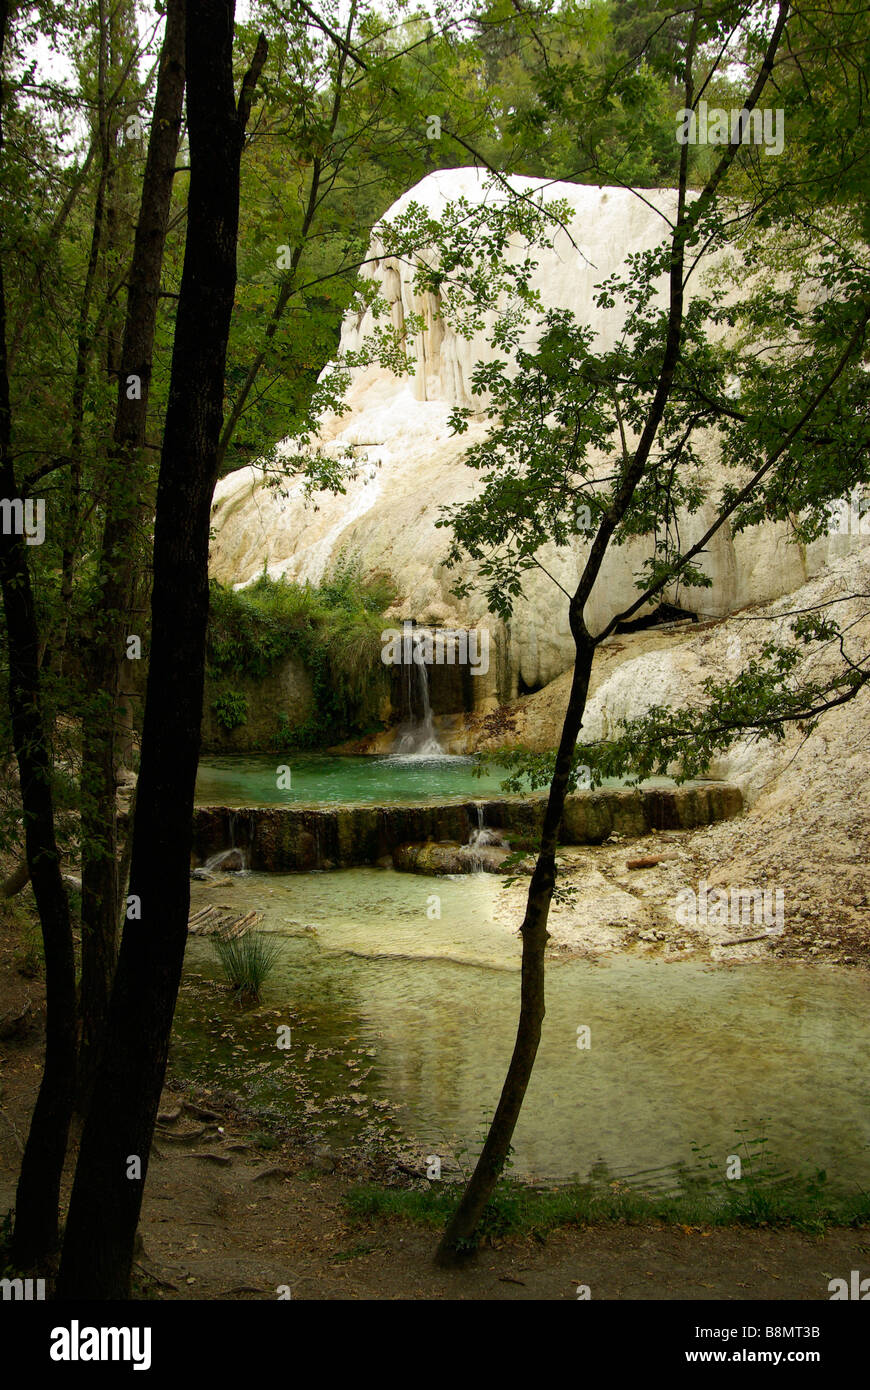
top-left (195, 752), bottom-right (514, 806)
top-left (195, 753), bottom-right (674, 808)
top-left (177, 868), bottom-right (870, 1190)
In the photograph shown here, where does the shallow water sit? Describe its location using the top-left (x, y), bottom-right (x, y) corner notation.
top-left (195, 752), bottom-right (511, 806)
top-left (180, 868), bottom-right (870, 1190)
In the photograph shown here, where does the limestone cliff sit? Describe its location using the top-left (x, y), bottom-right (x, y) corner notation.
top-left (209, 168), bottom-right (868, 696)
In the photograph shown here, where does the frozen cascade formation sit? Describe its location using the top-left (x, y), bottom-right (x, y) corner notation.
top-left (209, 168), bottom-right (869, 697)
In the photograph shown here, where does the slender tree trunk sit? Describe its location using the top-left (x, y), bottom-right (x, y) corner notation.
top-left (1, 857), bottom-right (30, 898)
top-left (215, 0), bottom-right (357, 471)
top-left (77, 0), bottom-right (185, 1109)
top-left (56, 3), bottom-right (266, 1298)
top-left (0, 0), bottom-right (78, 1269)
top-left (435, 630), bottom-right (594, 1264)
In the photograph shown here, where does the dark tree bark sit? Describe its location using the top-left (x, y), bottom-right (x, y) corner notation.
top-left (77, 0), bottom-right (186, 1112)
top-left (56, 1), bottom-right (266, 1299)
top-left (0, 0), bottom-right (78, 1269)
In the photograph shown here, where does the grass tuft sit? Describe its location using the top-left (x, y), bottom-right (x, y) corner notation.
top-left (211, 930), bottom-right (281, 1004)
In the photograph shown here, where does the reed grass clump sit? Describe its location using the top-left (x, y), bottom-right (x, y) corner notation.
top-left (212, 929), bottom-right (281, 1004)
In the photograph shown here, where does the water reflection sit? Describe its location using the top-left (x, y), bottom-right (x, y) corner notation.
top-left (180, 868), bottom-right (870, 1189)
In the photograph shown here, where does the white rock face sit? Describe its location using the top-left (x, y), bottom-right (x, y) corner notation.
top-left (579, 547), bottom-right (870, 805)
top-left (209, 168), bottom-right (868, 694)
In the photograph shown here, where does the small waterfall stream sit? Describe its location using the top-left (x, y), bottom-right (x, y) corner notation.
top-left (202, 809), bottom-right (253, 873)
top-left (465, 803), bottom-right (505, 871)
top-left (393, 627), bottom-right (444, 756)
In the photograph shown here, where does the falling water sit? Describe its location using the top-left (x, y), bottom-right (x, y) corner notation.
top-left (393, 628), bottom-right (444, 756)
top-left (203, 810), bottom-right (251, 872)
top-left (464, 803), bottom-right (505, 871)
top-left (203, 847), bottom-right (246, 872)
top-left (467, 802), bottom-right (502, 848)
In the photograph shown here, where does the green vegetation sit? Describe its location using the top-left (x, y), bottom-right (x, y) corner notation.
top-left (211, 930), bottom-right (282, 1005)
top-left (346, 1169), bottom-right (870, 1245)
top-left (346, 1130), bottom-right (870, 1248)
top-left (212, 690), bottom-right (249, 732)
top-left (206, 556), bottom-right (396, 746)
top-left (13, 917), bottom-right (44, 981)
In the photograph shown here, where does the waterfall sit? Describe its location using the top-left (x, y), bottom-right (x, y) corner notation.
top-left (204, 847), bottom-right (246, 872)
top-left (393, 627), bottom-right (444, 756)
top-left (465, 803), bottom-right (486, 871)
top-left (464, 802), bottom-right (504, 871)
top-left (467, 802), bottom-right (498, 847)
top-left (203, 810), bottom-right (249, 872)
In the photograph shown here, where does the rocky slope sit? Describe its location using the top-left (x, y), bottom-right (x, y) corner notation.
top-left (482, 547), bottom-right (870, 966)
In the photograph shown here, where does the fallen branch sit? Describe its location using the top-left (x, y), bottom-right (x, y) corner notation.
top-left (1, 858), bottom-right (29, 898)
top-left (722, 933), bottom-right (773, 946)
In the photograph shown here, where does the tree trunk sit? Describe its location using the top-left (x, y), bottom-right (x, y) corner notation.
top-left (435, 631), bottom-right (594, 1264)
top-left (77, 0), bottom-right (185, 1110)
top-left (56, 2), bottom-right (266, 1299)
top-left (0, 0), bottom-right (78, 1269)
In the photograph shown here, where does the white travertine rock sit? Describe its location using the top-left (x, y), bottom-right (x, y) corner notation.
top-left (209, 169), bottom-right (868, 693)
top-left (579, 547), bottom-right (870, 805)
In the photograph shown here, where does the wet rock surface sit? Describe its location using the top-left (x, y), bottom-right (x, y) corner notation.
top-left (192, 783), bottom-right (743, 873)
top-left (392, 841), bottom-right (529, 875)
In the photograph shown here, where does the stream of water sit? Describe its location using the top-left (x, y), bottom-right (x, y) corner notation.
top-left (393, 627), bottom-right (443, 756)
top-left (179, 868), bottom-right (870, 1191)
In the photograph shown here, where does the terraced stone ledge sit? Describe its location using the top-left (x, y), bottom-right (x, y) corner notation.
top-left (192, 782), bottom-right (743, 873)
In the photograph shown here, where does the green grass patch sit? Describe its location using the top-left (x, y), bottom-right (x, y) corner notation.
top-left (345, 1170), bottom-right (870, 1245)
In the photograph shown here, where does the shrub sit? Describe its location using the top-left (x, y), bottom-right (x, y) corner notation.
top-left (212, 689), bottom-right (249, 731)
